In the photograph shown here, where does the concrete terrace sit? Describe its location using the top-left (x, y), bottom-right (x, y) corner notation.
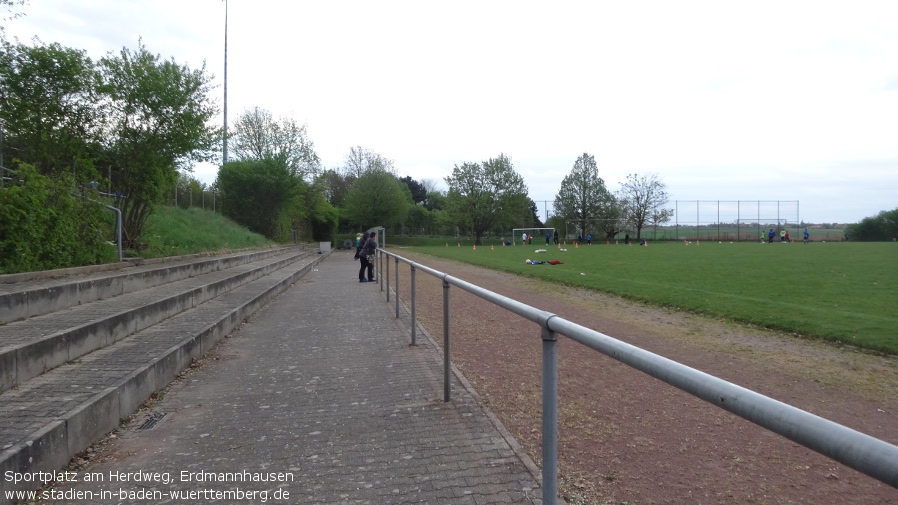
top-left (0, 247), bottom-right (545, 504)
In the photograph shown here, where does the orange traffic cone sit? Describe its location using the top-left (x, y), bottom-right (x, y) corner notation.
top-left (473, 245), bottom-right (476, 251)
top-left (491, 244), bottom-right (494, 251)
top-left (575, 242), bottom-right (579, 248)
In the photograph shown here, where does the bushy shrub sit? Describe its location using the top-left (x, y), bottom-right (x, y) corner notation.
top-left (0, 164), bottom-right (117, 274)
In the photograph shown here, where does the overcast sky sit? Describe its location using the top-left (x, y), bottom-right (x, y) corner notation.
top-left (5, 1), bottom-right (897, 223)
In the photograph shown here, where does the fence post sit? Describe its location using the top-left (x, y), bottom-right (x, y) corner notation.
top-left (385, 254), bottom-right (390, 301)
top-left (541, 321), bottom-right (559, 505)
top-left (410, 265), bottom-right (417, 345)
top-left (394, 256), bottom-right (400, 319)
top-left (442, 279), bottom-right (451, 402)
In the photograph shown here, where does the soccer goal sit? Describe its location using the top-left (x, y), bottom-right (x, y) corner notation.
top-left (512, 227), bottom-right (556, 246)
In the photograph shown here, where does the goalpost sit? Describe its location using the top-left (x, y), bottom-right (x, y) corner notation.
top-left (512, 227), bottom-right (556, 246)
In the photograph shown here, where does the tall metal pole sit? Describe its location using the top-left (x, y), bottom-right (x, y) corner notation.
top-left (0, 127), bottom-right (4, 188)
top-left (222, 0), bottom-right (229, 165)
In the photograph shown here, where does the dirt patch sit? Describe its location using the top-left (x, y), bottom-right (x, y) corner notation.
top-left (394, 252), bottom-right (898, 504)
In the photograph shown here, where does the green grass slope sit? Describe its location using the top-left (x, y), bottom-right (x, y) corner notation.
top-left (140, 206), bottom-right (275, 258)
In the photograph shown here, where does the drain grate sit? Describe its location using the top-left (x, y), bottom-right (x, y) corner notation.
top-left (138, 412), bottom-right (167, 430)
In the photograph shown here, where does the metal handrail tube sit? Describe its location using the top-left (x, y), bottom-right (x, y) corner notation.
top-left (375, 248), bottom-right (898, 500)
top-left (549, 316), bottom-right (898, 488)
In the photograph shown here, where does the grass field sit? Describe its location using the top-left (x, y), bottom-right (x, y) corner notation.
top-left (396, 239), bottom-right (898, 354)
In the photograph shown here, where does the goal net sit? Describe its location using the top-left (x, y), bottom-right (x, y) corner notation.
top-left (512, 228), bottom-right (556, 246)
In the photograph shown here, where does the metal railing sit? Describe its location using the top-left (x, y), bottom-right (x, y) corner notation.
top-left (374, 248), bottom-right (898, 504)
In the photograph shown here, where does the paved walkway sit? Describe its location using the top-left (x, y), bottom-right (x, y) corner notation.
top-left (44, 252), bottom-right (544, 504)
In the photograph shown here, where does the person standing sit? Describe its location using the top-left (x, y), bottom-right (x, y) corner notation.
top-left (521, 232), bottom-right (527, 246)
top-left (553, 230), bottom-right (559, 245)
top-left (768, 228), bottom-right (775, 243)
top-left (803, 228), bottom-right (810, 243)
top-left (586, 233), bottom-right (592, 245)
top-left (780, 229), bottom-right (786, 242)
top-left (359, 231), bottom-right (378, 282)
top-left (545, 232), bottom-right (551, 245)
top-left (353, 233), bottom-right (364, 260)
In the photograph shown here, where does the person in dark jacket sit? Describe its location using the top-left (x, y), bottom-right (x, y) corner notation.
top-left (358, 231), bottom-right (377, 282)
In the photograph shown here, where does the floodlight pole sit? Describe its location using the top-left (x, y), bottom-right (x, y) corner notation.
top-left (222, 0), bottom-right (229, 165)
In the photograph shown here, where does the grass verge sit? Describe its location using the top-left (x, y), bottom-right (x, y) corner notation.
top-left (140, 206), bottom-right (275, 258)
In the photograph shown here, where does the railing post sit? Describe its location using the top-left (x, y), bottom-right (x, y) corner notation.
top-left (394, 256), bottom-right (400, 318)
top-left (410, 265), bottom-right (417, 346)
top-left (541, 321), bottom-right (558, 505)
top-left (385, 252), bottom-right (390, 300)
top-left (442, 279), bottom-right (451, 403)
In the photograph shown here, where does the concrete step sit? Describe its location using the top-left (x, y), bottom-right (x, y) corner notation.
top-left (0, 247), bottom-right (316, 392)
top-left (0, 249), bottom-right (327, 500)
top-left (0, 247), bottom-right (297, 326)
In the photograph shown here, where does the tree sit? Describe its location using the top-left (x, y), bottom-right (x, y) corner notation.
top-left (444, 154), bottom-right (529, 245)
top-left (218, 159), bottom-right (297, 238)
top-left (97, 41), bottom-right (219, 249)
top-left (399, 175), bottom-right (428, 206)
top-left (318, 168), bottom-right (352, 207)
top-left (523, 199), bottom-right (544, 228)
top-left (553, 153), bottom-right (615, 239)
top-left (1, 0), bottom-right (26, 36)
top-left (618, 172), bottom-right (672, 240)
top-left (425, 190), bottom-right (446, 212)
top-left (230, 106), bottom-right (320, 180)
top-left (342, 145), bottom-right (394, 178)
top-left (0, 39), bottom-right (102, 179)
top-left (846, 208), bottom-right (898, 241)
top-left (342, 167), bottom-right (411, 230)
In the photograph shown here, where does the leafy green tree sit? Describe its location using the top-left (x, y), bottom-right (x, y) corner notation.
top-left (303, 175), bottom-right (339, 242)
top-left (218, 159), bottom-right (297, 238)
top-left (343, 167), bottom-right (411, 229)
top-left (553, 153), bottom-right (615, 239)
top-left (0, 39), bottom-right (102, 179)
top-left (319, 168), bottom-right (352, 207)
top-left (399, 175), bottom-right (428, 205)
top-left (97, 41), bottom-right (219, 249)
top-left (846, 208), bottom-right (898, 241)
top-left (230, 106), bottom-right (320, 181)
top-left (618, 172), bottom-right (673, 240)
top-left (523, 199), bottom-right (544, 227)
top-left (444, 154), bottom-right (528, 245)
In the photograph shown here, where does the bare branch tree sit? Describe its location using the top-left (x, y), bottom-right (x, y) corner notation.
top-left (618, 172), bottom-right (673, 240)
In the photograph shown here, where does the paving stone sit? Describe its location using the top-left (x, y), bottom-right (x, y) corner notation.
top-left (19, 253), bottom-right (546, 504)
